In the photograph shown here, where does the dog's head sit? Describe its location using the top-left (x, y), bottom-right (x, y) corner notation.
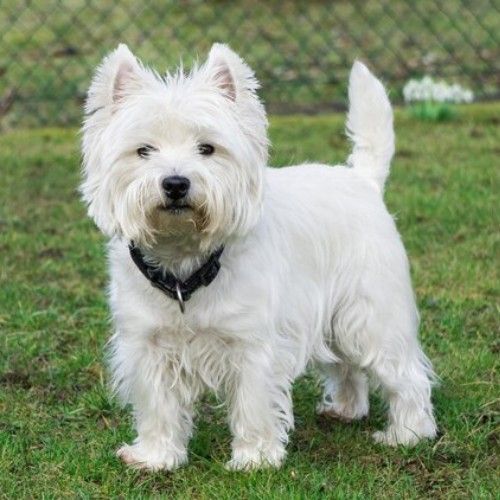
top-left (81, 43), bottom-right (268, 251)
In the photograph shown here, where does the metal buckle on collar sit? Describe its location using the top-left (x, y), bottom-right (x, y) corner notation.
top-left (175, 282), bottom-right (185, 314)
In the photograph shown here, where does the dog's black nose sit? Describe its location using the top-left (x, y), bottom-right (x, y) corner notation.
top-left (162, 176), bottom-right (190, 200)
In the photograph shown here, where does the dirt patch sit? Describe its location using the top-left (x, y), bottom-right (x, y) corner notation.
top-left (0, 371), bottom-right (32, 389)
top-left (37, 247), bottom-right (64, 259)
top-left (398, 149), bottom-right (414, 158)
top-left (469, 127), bottom-right (484, 138)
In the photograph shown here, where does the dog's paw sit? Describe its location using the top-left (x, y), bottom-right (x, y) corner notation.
top-left (117, 443), bottom-right (187, 471)
top-left (372, 429), bottom-right (417, 447)
top-left (372, 418), bottom-right (437, 447)
top-left (225, 441), bottom-right (286, 471)
top-left (316, 398), bottom-right (369, 422)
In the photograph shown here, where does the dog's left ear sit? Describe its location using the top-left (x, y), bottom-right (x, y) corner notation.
top-left (85, 44), bottom-right (153, 115)
top-left (204, 43), bottom-right (260, 102)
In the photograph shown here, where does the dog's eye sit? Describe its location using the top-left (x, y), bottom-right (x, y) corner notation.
top-left (137, 145), bottom-right (156, 158)
top-left (198, 143), bottom-right (215, 156)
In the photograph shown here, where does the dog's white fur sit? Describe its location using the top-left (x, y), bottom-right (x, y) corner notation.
top-left (81, 43), bottom-right (437, 471)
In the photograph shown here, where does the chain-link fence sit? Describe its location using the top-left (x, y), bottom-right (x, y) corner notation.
top-left (1, 0), bottom-right (499, 127)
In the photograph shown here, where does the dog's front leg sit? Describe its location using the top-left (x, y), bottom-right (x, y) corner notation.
top-left (112, 335), bottom-right (194, 471)
top-left (225, 347), bottom-right (292, 470)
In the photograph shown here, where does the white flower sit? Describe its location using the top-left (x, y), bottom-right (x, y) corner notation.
top-left (403, 76), bottom-right (474, 104)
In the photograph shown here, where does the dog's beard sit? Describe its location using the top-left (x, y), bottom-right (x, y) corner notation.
top-left (149, 202), bottom-right (210, 236)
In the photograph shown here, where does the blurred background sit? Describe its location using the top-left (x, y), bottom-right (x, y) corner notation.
top-left (0, 0), bottom-right (498, 128)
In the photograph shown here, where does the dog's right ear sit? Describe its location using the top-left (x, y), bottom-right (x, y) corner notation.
top-left (85, 44), bottom-right (146, 114)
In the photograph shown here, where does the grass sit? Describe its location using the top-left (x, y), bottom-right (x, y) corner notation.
top-left (1, 0), bottom-right (499, 126)
top-left (0, 102), bottom-right (499, 498)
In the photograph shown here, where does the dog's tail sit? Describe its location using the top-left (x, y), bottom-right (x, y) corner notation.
top-left (346, 61), bottom-right (395, 192)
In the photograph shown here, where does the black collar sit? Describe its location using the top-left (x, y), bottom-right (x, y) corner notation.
top-left (128, 242), bottom-right (224, 313)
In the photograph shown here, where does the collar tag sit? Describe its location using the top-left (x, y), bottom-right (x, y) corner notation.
top-left (175, 282), bottom-right (185, 313)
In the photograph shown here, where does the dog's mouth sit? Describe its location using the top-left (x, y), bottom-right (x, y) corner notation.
top-left (159, 202), bottom-right (193, 215)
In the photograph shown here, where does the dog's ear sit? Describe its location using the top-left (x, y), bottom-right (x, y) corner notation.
top-left (85, 44), bottom-right (147, 114)
top-left (204, 43), bottom-right (260, 102)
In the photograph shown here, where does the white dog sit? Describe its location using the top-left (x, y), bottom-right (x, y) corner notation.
top-left (81, 43), bottom-right (437, 471)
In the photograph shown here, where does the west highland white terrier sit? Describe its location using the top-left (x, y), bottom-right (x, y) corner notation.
top-left (81, 43), bottom-right (437, 471)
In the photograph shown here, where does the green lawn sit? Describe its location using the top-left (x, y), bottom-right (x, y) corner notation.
top-left (0, 103), bottom-right (498, 498)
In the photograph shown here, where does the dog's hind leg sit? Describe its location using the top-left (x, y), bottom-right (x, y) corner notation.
top-left (345, 285), bottom-right (436, 446)
top-left (316, 362), bottom-right (369, 421)
top-left (330, 268), bottom-right (437, 446)
top-left (369, 348), bottom-right (437, 446)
